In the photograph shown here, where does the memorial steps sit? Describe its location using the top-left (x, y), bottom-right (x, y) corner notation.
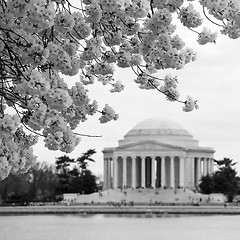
top-left (75, 188), bottom-right (209, 205)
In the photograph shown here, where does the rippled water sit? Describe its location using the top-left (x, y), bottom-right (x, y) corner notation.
top-left (0, 214), bottom-right (239, 240)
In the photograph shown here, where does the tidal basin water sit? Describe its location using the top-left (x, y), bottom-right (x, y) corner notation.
top-left (1, 214), bottom-right (240, 240)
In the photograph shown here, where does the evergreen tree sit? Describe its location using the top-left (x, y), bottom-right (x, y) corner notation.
top-left (76, 149), bottom-right (96, 176)
top-left (55, 155), bottom-right (74, 194)
top-left (199, 158), bottom-right (240, 202)
top-left (55, 150), bottom-right (97, 194)
top-left (199, 174), bottom-right (214, 195)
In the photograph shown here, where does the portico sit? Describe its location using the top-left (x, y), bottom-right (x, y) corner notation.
top-left (103, 119), bottom-right (215, 190)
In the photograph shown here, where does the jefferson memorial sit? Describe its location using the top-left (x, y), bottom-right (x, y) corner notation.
top-left (103, 118), bottom-right (215, 190)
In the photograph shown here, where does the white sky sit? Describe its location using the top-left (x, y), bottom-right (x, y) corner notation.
top-left (33, 4), bottom-right (240, 177)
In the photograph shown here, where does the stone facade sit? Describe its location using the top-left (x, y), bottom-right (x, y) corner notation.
top-left (102, 118), bottom-right (215, 190)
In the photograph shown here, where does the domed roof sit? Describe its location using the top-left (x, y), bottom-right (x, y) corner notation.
top-left (125, 118), bottom-right (192, 138)
top-left (133, 118), bottom-right (185, 130)
top-left (116, 118), bottom-right (197, 147)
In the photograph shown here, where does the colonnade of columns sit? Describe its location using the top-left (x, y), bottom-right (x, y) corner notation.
top-left (103, 156), bottom-right (214, 190)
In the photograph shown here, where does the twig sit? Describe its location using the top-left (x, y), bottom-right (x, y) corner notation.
top-left (73, 132), bottom-right (102, 138)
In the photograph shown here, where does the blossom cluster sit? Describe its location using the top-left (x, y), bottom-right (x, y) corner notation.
top-left (99, 104), bottom-right (119, 123)
top-left (182, 95), bottom-right (199, 112)
top-left (0, 115), bottom-right (38, 180)
top-left (0, 0), bottom-right (240, 179)
top-left (160, 74), bottom-right (180, 101)
top-left (197, 27), bottom-right (218, 45)
top-left (179, 4), bottom-right (203, 28)
top-left (200, 0), bottom-right (240, 39)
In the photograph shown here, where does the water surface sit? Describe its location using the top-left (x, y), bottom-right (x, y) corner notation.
top-left (0, 214), bottom-right (239, 240)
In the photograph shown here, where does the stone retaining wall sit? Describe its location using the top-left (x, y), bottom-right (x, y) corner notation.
top-left (1, 205), bottom-right (240, 215)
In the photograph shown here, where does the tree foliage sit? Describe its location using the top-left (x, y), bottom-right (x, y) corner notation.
top-left (1, 0), bottom-right (240, 180)
top-left (198, 173), bottom-right (213, 194)
top-left (0, 150), bottom-right (98, 204)
top-left (76, 148), bottom-right (96, 175)
top-left (55, 149), bottom-right (98, 194)
top-left (0, 161), bottom-right (57, 204)
top-left (0, 173), bottom-right (30, 204)
top-left (55, 155), bottom-right (75, 193)
top-left (28, 161), bottom-right (58, 201)
top-left (73, 169), bottom-right (98, 194)
top-left (199, 158), bottom-right (240, 202)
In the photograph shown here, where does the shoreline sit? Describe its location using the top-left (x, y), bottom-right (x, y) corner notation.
top-left (1, 205), bottom-right (240, 215)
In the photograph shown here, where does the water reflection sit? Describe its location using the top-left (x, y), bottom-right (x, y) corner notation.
top-left (103, 213), bottom-right (182, 218)
top-left (1, 214), bottom-right (240, 240)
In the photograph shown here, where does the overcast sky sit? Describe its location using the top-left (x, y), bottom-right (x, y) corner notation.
top-left (33, 8), bottom-right (240, 177)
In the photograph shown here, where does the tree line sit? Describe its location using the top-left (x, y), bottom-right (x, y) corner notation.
top-left (0, 149), bottom-right (99, 205)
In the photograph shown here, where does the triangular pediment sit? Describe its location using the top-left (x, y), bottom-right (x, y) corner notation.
top-left (117, 140), bottom-right (185, 151)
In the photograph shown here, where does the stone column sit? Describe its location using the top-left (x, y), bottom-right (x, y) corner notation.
top-left (123, 157), bottom-right (127, 188)
top-left (179, 157), bottom-right (185, 187)
top-left (197, 157), bottom-right (201, 185)
top-left (210, 158), bottom-right (214, 174)
top-left (208, 158), bottom-right (213, 174)
top-left (170, 156), bottom-right (175, 188)
top-left (203, 158), bottom-right (207, 176)
top-left (151, 157), bottom-right (156, 188)
top-left (141, 156), bottom-right (146, 188)
top-left (199, 157), bottom-right (202, 177)
top-left (206, 158), bottom-right (210, 174)
top-left (113, 157), bottom-right (118, 189)
top-left (155, 158), bottom-right (161, 187)
top-left (107, 158), bottom-right (112, 189)
top-left (132, 157), bottom-right (136, 189)
top-left (161, 156), bottom-right (165, 188)
top-left (103, 158), bottom-right (108, 190)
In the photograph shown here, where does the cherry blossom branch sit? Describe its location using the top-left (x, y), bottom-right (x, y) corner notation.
top-left (148, 79), bottom-right (185, 104)
top-left (202, 6), bottom-right (225, 27)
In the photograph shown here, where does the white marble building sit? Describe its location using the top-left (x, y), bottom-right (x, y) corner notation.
top-left (103, 118), bottom-right (215, 190)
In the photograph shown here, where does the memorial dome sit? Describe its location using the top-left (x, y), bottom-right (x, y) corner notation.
top-left (119, 118), bottom-right (197, 147)
top-left (125, 118), bottom-right (192, 137)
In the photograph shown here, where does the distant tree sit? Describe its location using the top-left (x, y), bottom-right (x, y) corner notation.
top-left (213, 158), bottom-right (239, 202)
top-left (28, 162), bottom-right (58, 202)
top-left (199, 158), bottom-right (240, 202)
top-left (55, 155), bottom-right (75, 173)
top-left (76, 149), bottom-right (96, 176)
top-left (71, 169), bottom-right (98, 194)
top-left (199, 174), bottom-right (214, 195)
top-left (55, 150), bottom-right (97, 194)
top-left (0, 162), bottom-right (58, 204)
top-left (0, 173), bottom-right (30, 204)
top-left (55, 155), bottom-right (74, 194)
